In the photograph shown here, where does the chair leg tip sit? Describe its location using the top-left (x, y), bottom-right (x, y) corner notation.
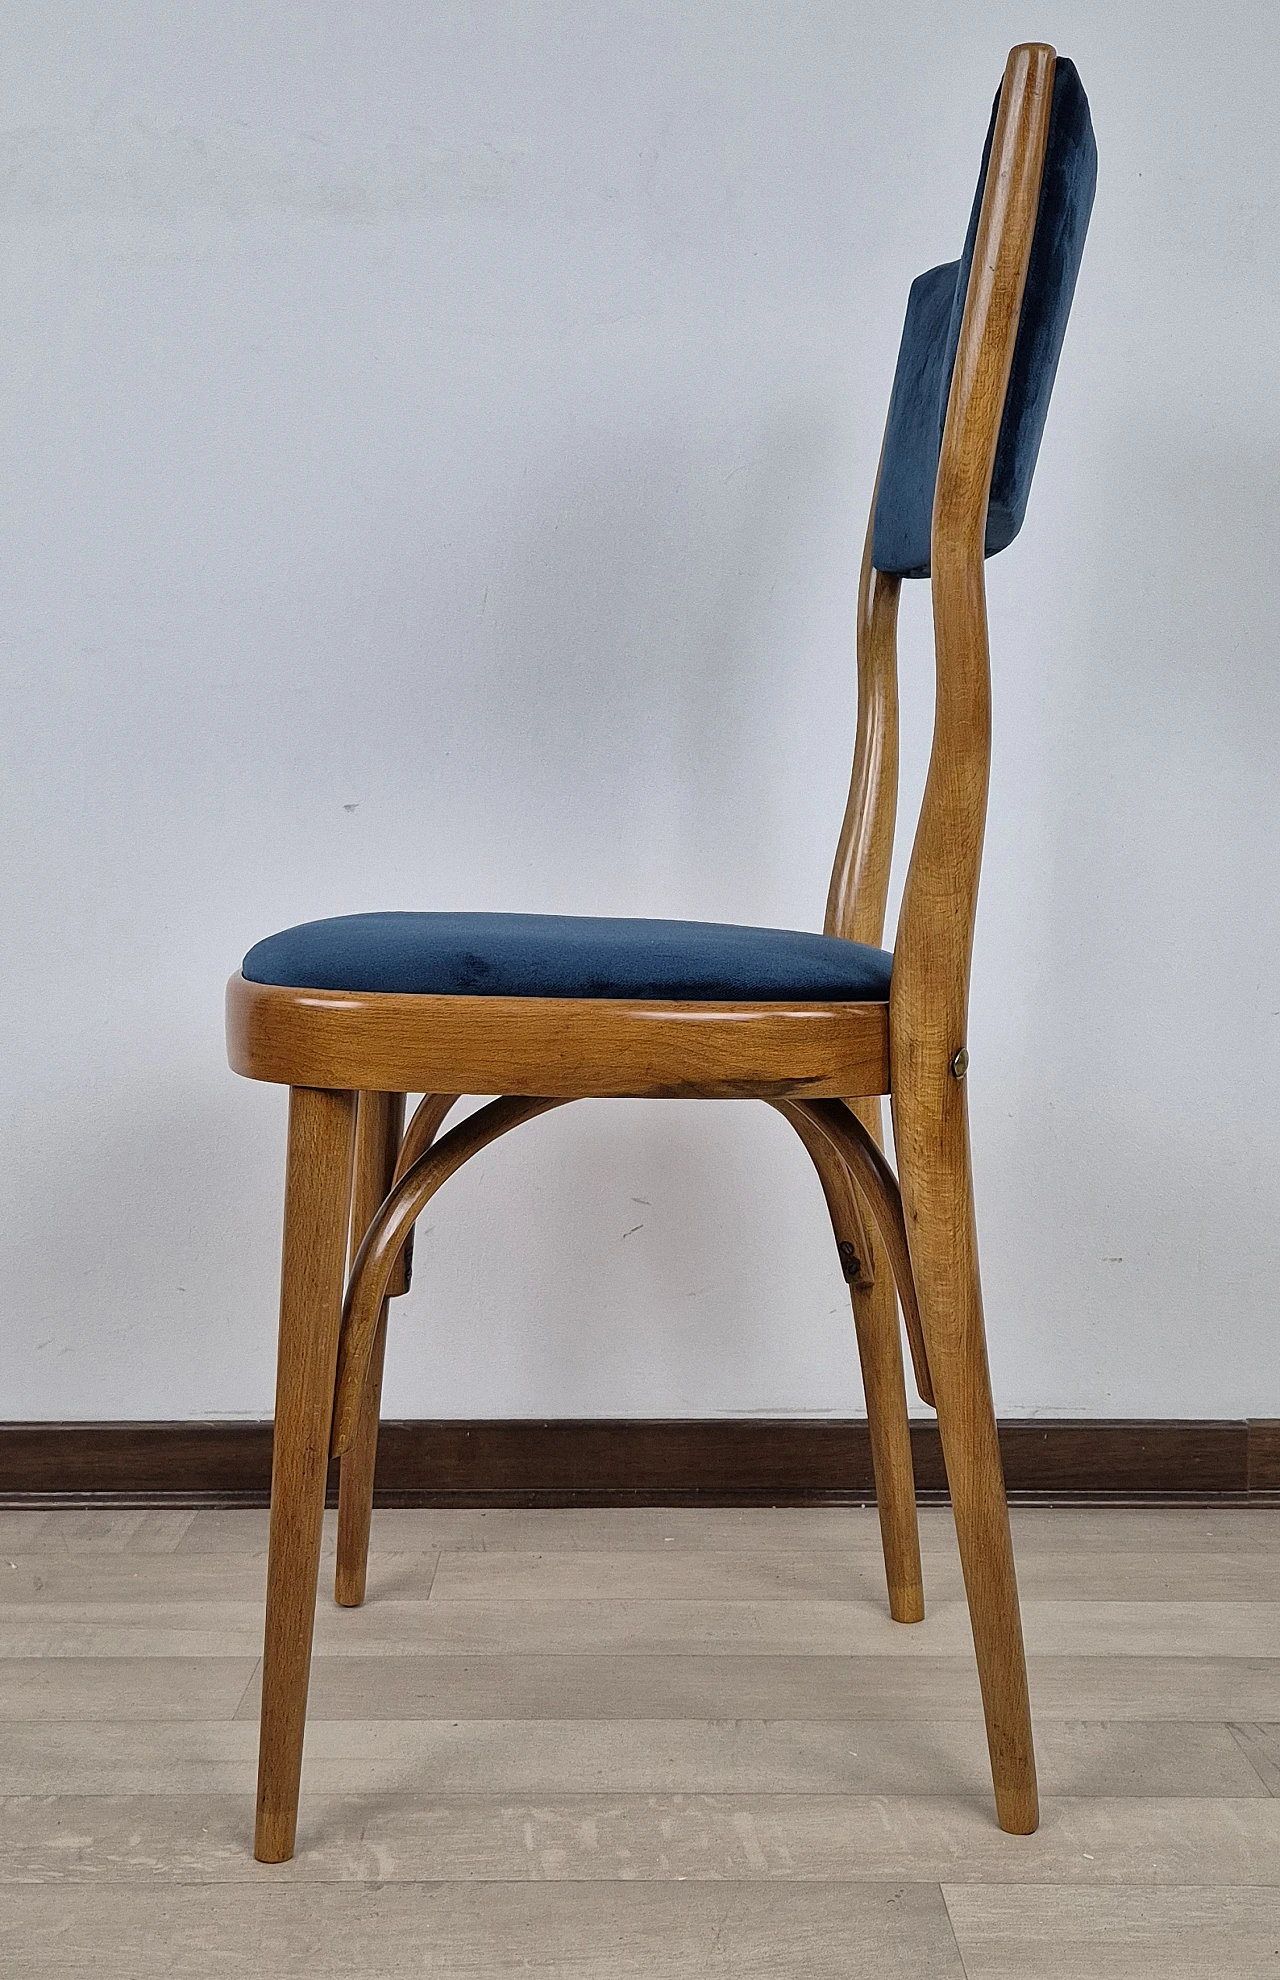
top-left (253, 1827), bottom-right (297, 1864)
top-left (995, 1787), bottom-right (1040, 1835)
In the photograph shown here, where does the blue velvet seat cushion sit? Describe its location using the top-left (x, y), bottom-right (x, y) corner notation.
top-left (872, 56), bottom-right (1096, 579)
top-left (242, 912), bottom-right (893, 1003)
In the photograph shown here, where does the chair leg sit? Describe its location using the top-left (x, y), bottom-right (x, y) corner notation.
top-left (776, 1097), bottom-right (923, 1623)
top-left (335, 1091), bottom-right (406, 1609)
top-left (849, 1262), bottom-right (923, 1623)
top-left (892, 1082), bottom-right (1038, 1835)
top-left (255, 1086), bottom-right (357, 1865)
top-left (846, 1096), bottom-right (923, 1624)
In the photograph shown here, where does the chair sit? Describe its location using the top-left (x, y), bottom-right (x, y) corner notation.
top-left (226, 42), bottom-right (1096, 1861)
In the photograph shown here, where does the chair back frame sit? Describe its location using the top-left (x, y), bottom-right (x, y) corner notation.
top-left (828, 45), bottom-right (1057, 1080)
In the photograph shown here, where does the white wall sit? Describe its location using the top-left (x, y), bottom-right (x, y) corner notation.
top-left (3, 2), bottom-right (1278, 1423)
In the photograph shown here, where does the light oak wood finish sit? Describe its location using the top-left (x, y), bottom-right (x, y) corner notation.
top-left (819, 464), bottom-right (927, 1607)
top-left (254, 1088), bottom-right (357, 1864)
top-left (888, 42), bottom-right (1056, 1838)
top-left (332, 1091), bottom-right (457, 1608)
top-left (386, 1092), bottom-right (458, 1298)
top-left (226, 43), bottom-right (1067, 1853)
top-left (773, 1100), bottom-right (924, 1621)
top-left (226, 976), bottom-right (892, 1100)
top-left (333, 1091), bottom-right (405, 1609)
top-left (331, 1097), bottom-right (568, 1460)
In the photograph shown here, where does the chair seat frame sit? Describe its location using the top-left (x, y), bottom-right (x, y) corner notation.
top-left (232, 43), bottom-right (1061, 1861)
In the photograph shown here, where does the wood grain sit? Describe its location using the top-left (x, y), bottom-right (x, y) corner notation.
top-left (887, 40), bottom-right (1057, 1839)
top-left (331, 1098), bottom-right (569, 1458)
top-left (226, 976), bottom-right (891, 1099)
top-left (334, 1091), bottom-right (405, 1607)
top-left (215, 37), bottom-right (1089, 1848)
top-left (773, 1101), bottom-right (924, 1622)
top-left (254, 1087), bottom-right (356, 1863)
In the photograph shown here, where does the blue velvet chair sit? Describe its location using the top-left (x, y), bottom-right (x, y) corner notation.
top-left (228, 43), bottom-right (1095, 1860)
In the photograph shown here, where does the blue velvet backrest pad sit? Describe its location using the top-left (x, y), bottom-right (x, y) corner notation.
top-left (871, 58), bottom-right (1096, 580)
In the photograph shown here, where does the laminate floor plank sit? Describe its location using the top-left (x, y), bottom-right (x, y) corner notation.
top-left (0, 1658), bottom-right (258, 1722)
top-left (8, 1596), bottom-right (1280, 1661)
top-left (0, 1718), bottom-right (1260, 1799)
top-left (943, 1884), bottom-right (1280, 1979)
top-left (429, 1547), bottom-right (1280, 1604)
top-left (11, 1545), bottom-right (1280, 1607)
top-left (169, 1505), bottom-right (1280, 1559)
top-left (227, 1652), bottom-right (1280, 1723)
top-left (0, 1511), bottom-right (197, 1556)
top-left (175, 1506), bottom-right (902, 1557)
top-left (1226, 1724), bottom-right (1280, 1794)
top-left (3, 1792), bottom-right (1279, 1886)
top-left (0, 1879), bottom-right (965, 1977)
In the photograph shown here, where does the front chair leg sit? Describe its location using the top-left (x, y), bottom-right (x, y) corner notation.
top-left (892, 1081), bottom-right (1038, 1835)
top-left (335, 1091), bottom-right (406, 1608)
top-left (256, 1086), bottom-right (357, 1865)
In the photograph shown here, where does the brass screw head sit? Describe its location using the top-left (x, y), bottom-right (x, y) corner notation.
top-left (951, 1047), bottom-right (970, 1079)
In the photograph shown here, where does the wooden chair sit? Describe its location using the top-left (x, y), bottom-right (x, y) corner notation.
top-left (226, 42), bottom-right (1096, 1861)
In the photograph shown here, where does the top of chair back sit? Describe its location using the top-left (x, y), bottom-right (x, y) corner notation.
top-left (826, 46), bottom-right (1097, 1088)
top-left (872, 55), bottom-right (1096, 579)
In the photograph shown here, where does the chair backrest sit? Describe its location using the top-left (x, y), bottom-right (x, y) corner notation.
top-left (873, 58), bottom-right (1096, 581)
top-left (826, 44), bottom-right (1095, 1097)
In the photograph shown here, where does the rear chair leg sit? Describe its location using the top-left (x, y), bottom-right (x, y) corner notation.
top-left (848, 1260), bottom-right (924, 1623)
top-left (845, 1096), bottom-right (923, 1625)
top-left (774, 1097), bottom-right (923, 1624)
top-left (335, 1091), bottom-right (406, 1608)
top-left (255, 1086), bottom-right (357, 1865)
top-left (892, 1082), bottom-right (1038, 1835)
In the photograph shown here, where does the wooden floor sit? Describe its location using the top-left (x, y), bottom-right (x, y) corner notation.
top-left (4, 1505), bottom-right (1280, 1975)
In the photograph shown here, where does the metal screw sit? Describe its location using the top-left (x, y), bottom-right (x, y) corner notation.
top-left (951, 1047), bottom-right (970, 1080)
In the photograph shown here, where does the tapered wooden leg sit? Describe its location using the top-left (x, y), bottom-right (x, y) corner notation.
top-left (846, 1097), bottom-right (924, 1623)
top-left (335, 1091), bottom-right (406, 1609)
top-left (255, 1086), bottom-right (357, 1864)
top-left (774, 1097), bottom-right (923, 1624)
top-left (892, 1082), bottom-right (1038, 1835)
top-left (849, 1257), bottom-right (923, 1622)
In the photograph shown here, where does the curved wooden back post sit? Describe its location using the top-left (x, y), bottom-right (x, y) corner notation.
top-left (825, 463), bottom-right (901, 950)
top-left (891, 43), bottom-right (1053, 1108)
top-left (824, 423), bottom-right (921, 1446)
top-left (888, 42), bottom-right (1057, 1840)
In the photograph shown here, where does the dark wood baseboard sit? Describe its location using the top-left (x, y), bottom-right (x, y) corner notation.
top-left (2, 1418), bottom-right (1279, 1507)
